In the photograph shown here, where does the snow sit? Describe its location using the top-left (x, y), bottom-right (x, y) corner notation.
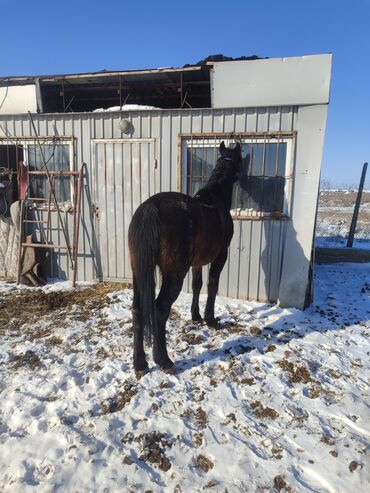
top-left (320, 189), bottom-right (370, 194)
top-left (316, 236), bottom-right (370, 250)
top-left (0, 263), bottom-right (369, 492)
top-left (93, 104), bottom-right (161, 113)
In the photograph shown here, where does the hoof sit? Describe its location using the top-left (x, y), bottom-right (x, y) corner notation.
top-left (205, 317), bottom-right (221, 329)
top-left (191, 315), bottom-right (203, 323)
top-left (155, 355), bottom-right (175, 374)
top-left (135, 367), bottom-right (150, 379)
top-left (134, 360), bottom-right (149, 379)
top-left (161, 364), bottom-right (176, 375)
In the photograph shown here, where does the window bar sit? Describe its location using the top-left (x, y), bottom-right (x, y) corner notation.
top-left (257, 133), bottom-right (266, 217)
top-left (189, 136), bottom-right (193, 195)
top-left (249, 134), bottom-right (254, 215)
top-left (204, 136), bottom-right (208, 188)
top-left (46, 176), bottom-right (53, 244)
top-left (201, 135), bottom-right (205, 191)
top-left (233, 135), bottom-right (240, 220)
top-left (15, 140), bottom-right (20, 177)
top-left (51, 143), bottom-right (56, 199)
top-left (6, 143), bottom-right (10, 170)
top-left (29, 141), bottom-right (35, 200)
top-left (213, 139), bottom-right (217, 181)
top-left (15, 140), bottom-right (22, 188)
top-left (273, 134), bottom-right (281, 214)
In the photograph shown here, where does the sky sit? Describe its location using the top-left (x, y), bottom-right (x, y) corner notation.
top-left (1, 0), bottom-right (369, 188)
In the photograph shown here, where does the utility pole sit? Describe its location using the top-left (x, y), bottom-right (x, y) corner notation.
top-left (347, 162), bottom-right (368, 247)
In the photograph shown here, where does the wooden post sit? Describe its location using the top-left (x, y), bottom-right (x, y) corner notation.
top-left (347, 162), bottom-right (368, 247)
top-left (72, 164), bottom-right (84, 288)
top-left (16, 200), bottom-right (25, 284)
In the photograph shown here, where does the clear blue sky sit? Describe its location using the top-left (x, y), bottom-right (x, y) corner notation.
top-left (1, 0), bottom-right (369, 188)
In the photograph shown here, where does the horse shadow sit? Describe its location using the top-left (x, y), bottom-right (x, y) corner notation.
top-left (174, 320), bottom-right (323, 374)
top-left (173, 266), bottom-right (368, 374)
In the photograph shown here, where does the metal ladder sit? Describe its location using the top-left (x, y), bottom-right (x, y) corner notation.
top-left (17, 114), bottom-right (84, 287)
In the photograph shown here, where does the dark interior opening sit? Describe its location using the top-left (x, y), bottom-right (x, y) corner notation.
top-left (39, 67), bottom-right (212, 113)
top-left (0, 144), bottom-right (24, 202)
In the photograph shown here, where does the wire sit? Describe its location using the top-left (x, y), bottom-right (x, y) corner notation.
top-left (0, 81), bottom-right (9, 112)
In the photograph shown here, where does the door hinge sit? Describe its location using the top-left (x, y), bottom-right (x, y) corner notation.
top-left (93, 203), bottom-right (100, 220)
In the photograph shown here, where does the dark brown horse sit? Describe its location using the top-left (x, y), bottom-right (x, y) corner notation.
top-left (128, 141), bottom-right (242, 374)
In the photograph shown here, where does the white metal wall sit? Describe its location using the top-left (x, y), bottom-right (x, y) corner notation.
top-left (211, 55), bottom-right (332, 108)
top-left (0, 106), bottom-right (305, 303)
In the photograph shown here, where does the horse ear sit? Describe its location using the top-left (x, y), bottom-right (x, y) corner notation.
top-left (219, 141), bottom-right (226, 154)
top-left (234, 142), bottom-right (241, 152)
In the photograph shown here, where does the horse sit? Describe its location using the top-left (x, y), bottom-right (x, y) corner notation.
top-left (128, 141), bottom-right (242, 375)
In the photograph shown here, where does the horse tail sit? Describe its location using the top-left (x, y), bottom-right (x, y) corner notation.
top-left (128, 201), bottom-right (161, 345)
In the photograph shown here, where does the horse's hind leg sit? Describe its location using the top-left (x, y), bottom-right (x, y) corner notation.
top-left (132, 276), bottom-right (148, 374)
top-left (204, 250), bottom-right (228, 328)
top-left (154, 272), bottom-right (185, 371)
top-left (191, 267), bottom-right (203, 322)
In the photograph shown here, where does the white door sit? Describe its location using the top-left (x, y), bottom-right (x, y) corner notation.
top-left (93, 139), bottom-right (156, 281)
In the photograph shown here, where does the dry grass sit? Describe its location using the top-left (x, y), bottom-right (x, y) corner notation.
top-left (250, 401), bottom-right (279, 420)
top-left (194, 454), bottom-right (214, 473)
top-left (319, 190), bottom-right (370, 208)
top-left (273, 475), bottom-right (293, 492)
top-left (11, 350), bottom-right (42, 370)
top-left (137, 431), bottom-right (174, 472)
top-left (317, 190), bottom-right (370, 239)
top-left (181, 407), bottom-right (209, 430)
top-left (0, 282), bottom-right (130, 332)
top-left (100, 383), bottom-right (138, 415)
top-left (277, 359), bottom-right (312, 384)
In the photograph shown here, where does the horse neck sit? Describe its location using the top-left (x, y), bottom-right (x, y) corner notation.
top-left (218, 181), bottom-right (234, 210)
top-left (204, 174), bottom-right (235, 210)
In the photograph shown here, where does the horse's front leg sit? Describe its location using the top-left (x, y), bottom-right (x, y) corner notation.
top-left (191, 267), bottom-right (203, 322)
top-left (204, 250), bottom-right (228, 328)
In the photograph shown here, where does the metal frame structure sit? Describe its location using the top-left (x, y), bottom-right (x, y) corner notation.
top-left (13, 115), bottom-right (84, 287)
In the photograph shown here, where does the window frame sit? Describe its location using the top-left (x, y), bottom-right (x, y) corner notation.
top-left (8, 137), bottom-right (76, 206)
top-left (26, 139), bottom-right (74, 205)
top-left (179, 132), bottom-right (296, 220)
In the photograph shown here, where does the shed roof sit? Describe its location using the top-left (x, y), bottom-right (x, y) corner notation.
top-left (0, 55), bottom-right (260, 113)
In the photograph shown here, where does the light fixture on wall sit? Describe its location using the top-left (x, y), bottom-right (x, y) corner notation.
top-left (118, 118), bottom-right (132, 135)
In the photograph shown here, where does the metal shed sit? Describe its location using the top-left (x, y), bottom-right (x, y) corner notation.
top-left (0, 54), bottom-right (332, 309)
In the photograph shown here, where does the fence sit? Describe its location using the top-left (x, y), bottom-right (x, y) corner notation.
top-left (315, 189), bottom-right (370, 246)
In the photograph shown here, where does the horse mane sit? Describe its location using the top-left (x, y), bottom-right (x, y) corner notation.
top-left (194, 158), bottom-right (236, 206)
top-left (204, 158), bottom-right (235, 187)
top-left (194, 157), bottom-right (234, 207)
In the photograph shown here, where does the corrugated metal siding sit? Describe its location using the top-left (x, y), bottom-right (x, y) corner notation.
top-left (0, 106), bottom-right (296, 302)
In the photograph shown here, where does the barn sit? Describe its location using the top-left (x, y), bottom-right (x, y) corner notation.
top-left (0, 54), bottom-right (332, 309)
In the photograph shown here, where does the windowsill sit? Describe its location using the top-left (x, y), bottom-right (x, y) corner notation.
top-left (26, 203), bottom-right (74, 213)
top-left (231, 212), bottom-right (290, 221)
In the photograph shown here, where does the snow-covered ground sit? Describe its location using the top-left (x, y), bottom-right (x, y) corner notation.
top-left (0, 263), bottom-right (369, 492)
top-left (315, 236), bottom-right (370, 250)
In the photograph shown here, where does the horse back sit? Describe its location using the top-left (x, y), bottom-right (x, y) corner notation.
top-left (136, 191), bottom-right (233, 270)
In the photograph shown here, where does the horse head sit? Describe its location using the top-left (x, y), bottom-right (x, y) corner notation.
top-left (219, 141), bottom-right (242, 181)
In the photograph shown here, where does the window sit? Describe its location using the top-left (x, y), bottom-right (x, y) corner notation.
top-left (27, 142), bottom-right (73, 203)
top-left (0, 144), bottom-right (24, 202)
top-left (181, 134), bottom-right (294, 218)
